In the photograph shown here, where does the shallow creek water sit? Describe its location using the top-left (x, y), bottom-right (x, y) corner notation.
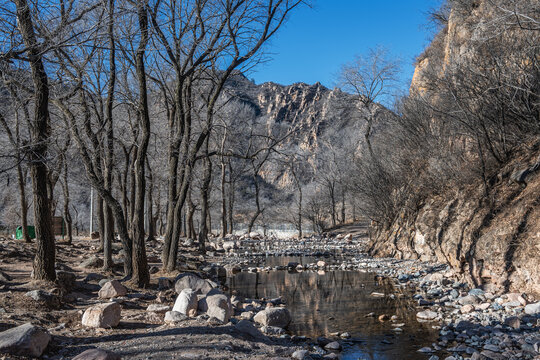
top-left (226, 256), bottom-right (440, 359)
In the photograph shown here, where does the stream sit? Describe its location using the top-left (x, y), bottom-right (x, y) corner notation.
top-left (226, 256), bottom-right (440, 359)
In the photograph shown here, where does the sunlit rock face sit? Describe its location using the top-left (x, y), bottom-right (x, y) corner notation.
top-left (223, 73), bottom-right (391, 189)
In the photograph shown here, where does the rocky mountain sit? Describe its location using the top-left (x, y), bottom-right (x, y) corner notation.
top-left (222, 74), bottom-right (387, 187)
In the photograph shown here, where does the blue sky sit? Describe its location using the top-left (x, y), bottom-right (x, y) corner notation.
top-left (249, 0), bottom-right (442, 91)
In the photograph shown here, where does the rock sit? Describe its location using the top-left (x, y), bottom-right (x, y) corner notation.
top-left (323, 354), bottom-right (339, 360)
top-left (235, 319), bottom-right (264, 339)
top-left (504, 316), bottom-right (520, 329)
top-left (340, 332), bottom-right (350, 339)
top-left (287, 262), bottom-right (299, 269)
top-left (0, 323), bottom-right (51, 357)
top-left (317, 260), bottom-right (327, 268)
top-left (505, 293), bottom-right (527, 305)
top-left (524, 301), bottom-right (540, 315)
top-left (476, 302), bottom-right (491, 311)
top-left (461, 304), bottom-right (475, 314)
top-left (172, 289), bottom-right (198, 317)
top-left (205, 294), bottom-right (233, 323)
top-left (317, 337), bottom-right (332, 347)
top-left (418, 347), bottom-right (434, 353)
top-left (25, 289), bottom-right (61, 308)
top-left (174, 273), bottom-right (214, 295)
top-left (398, 274), bottom-right (409, 282)
top-left (416, 310), bottom-right (438, 321)
top-left (324, 341), bottom-right (342, 351)
top-left (81, 256), bottom-right (104, 269)
top-left (292, 350), bottom-right (311, 360)
top-left (82, 302), bottom-right (121, 328)
top-left (222, 241), bottom-right (236, 251)
top-left (146, 304), bottom-right (170, 313)
top-left (158, 277), bottom-right (174, 290)
top-left (378, 314), bottom-right (389, 321)
top-left (56, 270), bottom-right (76, 291)
top-left (98, 280), bottom-right (127, 299)
top-left (261, 326), bottom-right (286, 335)
top-left (458, 295), bottom-right (480, 305)
top-left (468, 288), bottom-right (485, 296)
top-left (253, 308), bottom-right (291, 328)
top-left (164, 311), bottom-right (188, 323)
top-left (206, 316), bottom-right (225, 325)
top-left (240, 311), bottom-right (255, 320)
top-left (72, 348), bottom-right (122, 360)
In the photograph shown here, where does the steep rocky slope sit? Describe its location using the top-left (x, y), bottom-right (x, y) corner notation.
top-left (369, 142), bottom-right (540, 296)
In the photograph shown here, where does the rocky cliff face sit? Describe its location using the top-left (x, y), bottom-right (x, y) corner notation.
top-left (369, 143), bottom-right (540, 295)
top-left (223, 75), bottom-right (384, 187)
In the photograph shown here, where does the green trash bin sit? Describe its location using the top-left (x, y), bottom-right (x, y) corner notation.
top-left (16, 226), bottom-right (36, 240)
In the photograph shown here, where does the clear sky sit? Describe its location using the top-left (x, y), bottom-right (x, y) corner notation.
top-left (249, 0), bottom-right (442, 91)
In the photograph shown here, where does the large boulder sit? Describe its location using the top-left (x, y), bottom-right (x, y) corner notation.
top-left (174, 273), bottom-right (214, 295)
top-left (98, 280), bottom-right (127, 299)
top-left (235, 319), bottom-right (265, 339)
top-left (72, 348), bottom-right (122, 360)
top-left (0, 323), bottom-right (51, 358)
top-left (253, 308), bottom-right (291, 328)
top-left (205, 294), bottom-right (233, 323)
top-left (82, 303), bottom-right (121, 328)
top-left (172, 289), bottom-right (198, 317)
top-left (0, 323), bottom-right (51, 357)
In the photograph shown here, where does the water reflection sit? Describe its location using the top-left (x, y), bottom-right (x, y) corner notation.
top-left (227, 260), bottom-right (439, 359)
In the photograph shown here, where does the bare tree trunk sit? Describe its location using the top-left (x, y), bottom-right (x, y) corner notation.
top-left (97, 197), bottom-right (105, 250)
top-left (103, 205), bottom-right (113, 270)
top-left (227, 160), bottom-right (235, 234)
top-left (340, 189), bottom-right (346, 224)
top-left (130, 0), bottom-right (151, 287)
top-left (247, 173), bottom-right (262, 234)
top-left (220, 156), bottom-right (227, 237)
top-left (102, 0), bottom-right (116, 272)
top-left (15, 0), bottom-right (56, 281)
top-left (187, 188), bottom-right (195, 239)
top-left (146, 162), bottom-right (155, 242)
top-left (17, 162), bottom-right (31, 242)
top-left (61, 161), bottom-right (73, 244)
top-left (198, 147), bottom-right (212, 253)
top-left (297, 187), bottom-right (302, 239)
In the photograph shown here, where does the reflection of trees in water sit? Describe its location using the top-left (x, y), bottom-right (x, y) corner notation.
top-left (229, 270), bottom-right (405, 337)
top-left (228, 269), bottom-right (439, 358)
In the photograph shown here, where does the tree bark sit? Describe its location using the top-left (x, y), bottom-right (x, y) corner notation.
top-left (130, 0), bottom-right (151, 287)
top-left (61, 161), bottom-right (73, 244)
top-left (15, 0), bottom-right (56, 281)
top-left (227, 160), bottom-right (235, 234)
top-left (198, 145), bottom-right (212, 253)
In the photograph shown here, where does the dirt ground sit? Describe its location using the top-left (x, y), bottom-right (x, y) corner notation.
top-left (0, 238), bottom-right (300, 359)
